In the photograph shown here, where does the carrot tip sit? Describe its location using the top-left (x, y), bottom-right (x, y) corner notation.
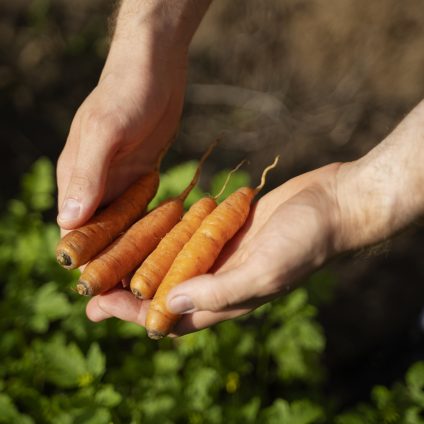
top-left (57, 251), bottom-right (73, 268)
top-left (147, 329), bottom-right (165, 340)
top-left (76, 281), bottom-right (92, 296)
top-left (131, 288), bottom-right (144, 300)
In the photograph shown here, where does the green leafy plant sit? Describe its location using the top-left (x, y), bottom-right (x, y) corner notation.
top-left (0, 157), bottom-right (422, 423)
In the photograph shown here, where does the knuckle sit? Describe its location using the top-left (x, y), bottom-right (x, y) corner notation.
top-left (207, 286), bottom-right (229, 312)
top-left (81, 109), bottom-right (125, 145)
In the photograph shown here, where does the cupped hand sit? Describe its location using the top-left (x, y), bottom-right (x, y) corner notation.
top-left (86, 162), bottom-right (343, 336)
top-left (56, 40), bottom-right (187, 231)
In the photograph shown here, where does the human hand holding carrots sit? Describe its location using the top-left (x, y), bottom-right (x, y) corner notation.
top-left (86, 100), bottom-right (424, 337)
top-left (56, 0), bottom-right (424, 338)
top-left (85, 162), bottom-right (341, 336)
top-left (56, 0), bottom-right (211, 231)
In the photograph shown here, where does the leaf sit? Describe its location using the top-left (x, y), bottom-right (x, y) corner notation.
top-left (404, 406), bottom-right (424, 424)
top-left (149, 162), bottom-right (205, 209)
top-left (407, 362), bottom-right (424, 406)
top-left (141, 393), bottom-right (177, 420)
top-left (95, 385), bottom-right (122, 408)
top-left (153, 351), bottom-right (182, 375)
top-left (260, 399), bottom-right (324, 424)
top-left (31, 282), bottom-right (71, 332)
top-left (117, 321), bottom-right (145, 338)
top-left (239, 397), bottom-right (261, 423)
top-left (73, 407), bottom-right (111, 424)
top-left (21, 157), bottom-right (55, 211)
top-left (0, 394), bottom-right (34, 424)
top-left (268, 289), bottom-right (311, 324)
top-left (335, 412), bottom-right (373, 424)
top-left (185, 367), bottom-right (221, 411)
top-left (86, 343), bottom-right (106, 378)
top-left (372, 386), bottom-right (392, 409)
top-left (38, 337), bottom-right (90, 389)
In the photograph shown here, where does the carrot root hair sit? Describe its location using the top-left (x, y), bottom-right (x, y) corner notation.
top-left (213, 159), bottom-right (247, 200)
top-left (154, 133), bottom-right (177, 171)
top-left (179, 136), bottom-right (220, 201)
top-left (255, 155), bottom-right (280, 194)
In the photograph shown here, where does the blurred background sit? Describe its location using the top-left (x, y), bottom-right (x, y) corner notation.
top-left (1, 0), bottom-right (424, 422)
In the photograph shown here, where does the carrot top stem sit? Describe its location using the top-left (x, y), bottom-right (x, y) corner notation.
top-left (255, 155), bottom-right (280, 194)
top-left (155, 134), bottom-right (177, 171)
top-left (213, 159), bottom-right (247, 200)
top-left (178, 137), bottom-right (220, 201)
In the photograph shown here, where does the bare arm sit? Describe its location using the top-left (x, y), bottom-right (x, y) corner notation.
top-left (57, 0), bottom-right (212, 229)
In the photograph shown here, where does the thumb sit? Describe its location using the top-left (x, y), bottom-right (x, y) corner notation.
top-left (57, 130), bottom-right (115, 230)
top-left (166, 263), bottom-right (269, 314)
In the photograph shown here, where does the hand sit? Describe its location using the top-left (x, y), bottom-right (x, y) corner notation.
top-left (86, 99), bottom-right (424, 337)
top-left (85, 163), bottom-right (343, 334)
top-left (56, 0), bottom-right (211, 230)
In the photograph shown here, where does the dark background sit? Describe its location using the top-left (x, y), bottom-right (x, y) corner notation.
top-left (1, 0), bottom-right (424, 405)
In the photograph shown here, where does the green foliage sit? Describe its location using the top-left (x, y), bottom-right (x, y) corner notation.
top-left (1, 157), bottom-right (424, 423)
top-left (150, 161), bottom-right (251, 209)
top-left (260, 399), bottom-right (325, 424)
top-left (336, 362), bottom-right (424, 424)
top-left (149, 161), bottom-right (205, 209)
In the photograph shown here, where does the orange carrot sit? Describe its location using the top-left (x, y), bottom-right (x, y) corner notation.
top-left (145, 156), bottom-right (279, 339)
top-left (75, 142), bottom-right (217, 297)
top-left (129, 160), bottom-right (245, 300)
top-left (56, 171), bottom-right (159, 269)
top-left (129, 197), bottom-right (217, 299)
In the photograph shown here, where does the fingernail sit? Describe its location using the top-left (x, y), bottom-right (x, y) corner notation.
top-left (58, 198), bottom-right (81, 223)
top-left (168, 295), bottom-right (195, 314)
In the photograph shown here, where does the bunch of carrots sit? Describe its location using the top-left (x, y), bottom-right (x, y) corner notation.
top-left (56, 141), bottom-right (278, 339)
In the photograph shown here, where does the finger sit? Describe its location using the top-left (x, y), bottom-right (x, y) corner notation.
top-left (170, 307), bottom-right (250, 337)
top-left (167, 186), bottom-right (335, 316)
top-left (85, 287), bottom-right (250, 337)
top-left (86, 295), bottom-right (114, 322)
top-left (86, 288), bottom-right (150, 324)
top-left (166, 260), bottom-right (271, 315)
top-left (57, 118), bottom-right (80, 213)
top-left (57, 113), bottom-right (121, 230)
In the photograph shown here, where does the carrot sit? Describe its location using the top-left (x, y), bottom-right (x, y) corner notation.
top-left (53, 139), bottom-right (180, 271)
top-left (129, 197), bottom-right (217, 299)
top-left (56, 172), bottom-right (159, 269)
top-left (75, 141), bottom-right (217, 297)
top-left (129, 161), bottom-right (245, 300)
top-left (145, 156), bottom-right (279, 339)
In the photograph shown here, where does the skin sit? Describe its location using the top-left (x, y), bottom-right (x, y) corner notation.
top-left (57, 0), bottom-right (212, 230)
top-left (57, 0), bottom-right (424, 337)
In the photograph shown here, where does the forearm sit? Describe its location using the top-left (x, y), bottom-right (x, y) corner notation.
top-left (104, 0), bottom-right (212, 72)
top-left (336, 100), bottom-right (424, 251)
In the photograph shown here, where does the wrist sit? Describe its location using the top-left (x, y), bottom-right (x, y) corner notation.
top-left (110, 0), bottom-right (211, 55)
top-left (335, 101), bottom-right (424, 252)
top-left (334, 160), bottom-right (399, 252)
